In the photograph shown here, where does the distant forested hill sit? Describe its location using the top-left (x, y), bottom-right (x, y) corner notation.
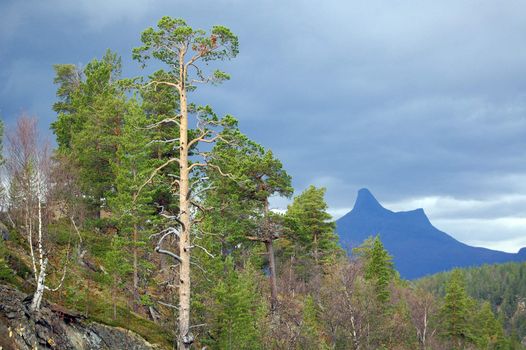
top-left (418, 262), bottom-right (526, 343)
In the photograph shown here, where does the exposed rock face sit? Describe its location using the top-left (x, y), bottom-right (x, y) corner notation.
top-left (0, 221), bottom-right (9, 241)
top-left (0, 284), bottom-right (160, 350)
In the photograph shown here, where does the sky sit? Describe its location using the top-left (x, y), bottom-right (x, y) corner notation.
top-left (1, 0), bottom-right (526, 252)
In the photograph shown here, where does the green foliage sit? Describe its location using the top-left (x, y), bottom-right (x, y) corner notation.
top-left (359, 236), bottom-right (395, 303)
top-left (19, 16), bottom-right (526, 350)
top-left (474, 301), bottom-right (509, 349)
top-left (103, 235), bottom-right (133, 285)
top-left (133, 16), bottom-right (238, 73)
top-left (48, 222), bottom-right (75, 246)
top-left (205, 258), bottom-right (265, 349)
top-left (0, 239), bottom-right (16, 284)
top-left (82, 227), bottom-right (112, 258)
top-left (284, 185), bottom-right (341, 265)
top-left (200, 128), bottom-right (293, 260)
top-left (51, 50), bottom-right (125, 210)
top-left (51, 64), bottom-right (82, 149)
top-left (419, 262), bottom-right (526, 345)
top-left (299, 295), bottom-right (330, 350)
top-left (107, 98), bottom-right (156, 234)
top-left (440, 269), bottom-right (476, 347)
top-left (209, 128), bottom-right (293, 204)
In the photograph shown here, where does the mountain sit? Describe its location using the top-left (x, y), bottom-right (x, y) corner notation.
top-left (336, 188), bottom-right (526, 279)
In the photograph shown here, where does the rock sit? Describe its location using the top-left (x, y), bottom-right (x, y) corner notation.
top-left (0, 221), bottom-right (9, 240)
top-left (5, 311), bottom-right (17, 319)
top-left (0, 284), bottom-right (162, 350)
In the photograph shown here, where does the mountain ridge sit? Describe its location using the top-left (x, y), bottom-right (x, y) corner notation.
top-left (336, 188), bottom-right (526, 279)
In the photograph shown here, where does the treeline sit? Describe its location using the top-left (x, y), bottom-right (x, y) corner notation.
top-left (0, 16), bottom-right (524, 349)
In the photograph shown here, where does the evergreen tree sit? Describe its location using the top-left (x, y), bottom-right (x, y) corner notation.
top-left (440, 269), bottom-right (474, 348)
top-left (361, 236), bottom-right (395, 304)
top-left (51, 50), bottom-right (125, 212)
top-left (204, 127), bottom-right (292, 311)
top-left (206, 258), bottom-right (264, 350)
top-left (104, 234), bottom-right (133, 320)
top-left (474, 301), bottom-right (508, 350)
top-left (284, 185), bottom-right (340, 265)
top-left (50, 64), bottom-right (82, 150)
top-left (198, 127), bottom-right (262, 261)
top-left (133, 17), bottom-right (239, 348)
top-left (107, 99), bottom-right (157, 310)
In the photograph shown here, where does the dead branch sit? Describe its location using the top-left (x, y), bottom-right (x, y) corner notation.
top-left (143, 80), bottom-right (181, 93)
top-left (135, 157), bottom-right (181, 200)
top-left (187, 244), bottom-right (215, 258)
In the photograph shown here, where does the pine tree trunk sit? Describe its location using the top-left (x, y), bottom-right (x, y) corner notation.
top-left (313, 233), bottom-right (319, 264)
top-left (265, 240), bottom-right (278, 311)
top-left (178, 61), bottom-right (193, 349)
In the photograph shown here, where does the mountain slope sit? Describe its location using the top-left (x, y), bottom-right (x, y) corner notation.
top-left (336, 188), bottom-right (526, 279)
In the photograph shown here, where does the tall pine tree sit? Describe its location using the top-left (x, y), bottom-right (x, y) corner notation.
top-left (108, 98), bottom-right (157, 311)
top-left (205, 258), bottom-right (265, 350)
top-left (51, 50), bottom-right (125, 213)
top-left (440, 269), bottom-right (474, 348)
top-left (361, 236), bottom-right (395, 304)
top-left (284, 185), bottom-right (340, 265)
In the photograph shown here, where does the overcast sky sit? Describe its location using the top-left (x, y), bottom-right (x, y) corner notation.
top-left (1, 0), bottom-right (526, 252)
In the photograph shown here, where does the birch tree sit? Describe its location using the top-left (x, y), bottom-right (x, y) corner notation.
top-left (6, 116), bottom-right (68, 311)
top-left (133, 17), bottom-right (238, 349)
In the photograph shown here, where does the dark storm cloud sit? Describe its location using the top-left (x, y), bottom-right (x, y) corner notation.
top-left (1, 0), bottom-right (526, 251)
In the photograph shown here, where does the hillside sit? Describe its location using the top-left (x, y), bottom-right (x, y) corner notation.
top-left (417, 262), bottom-right (526, 345)
top-left (0, 220), bottom-right (174, 349)
top-left (336, 188), bottom-right (526, 279)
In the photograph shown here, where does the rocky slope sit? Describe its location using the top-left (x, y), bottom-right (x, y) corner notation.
top-left (0, 284), bottom-right (161, 350)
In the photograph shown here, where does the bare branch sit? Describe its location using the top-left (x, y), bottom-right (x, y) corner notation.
top-left (143, 79), bottom-right (181, 93)
top-left (143, 117), bottom-right (181, 130)
top-left (190, 261), bottom-right (211, 282)
top-left (189, 323), bottom-right (207, 329)
top-left (151, 227), bottom-right (181, 240)
top-left (147, 138), bottom-right (180, 146)
top-left (157, 300), bottom-right (179, 309)
top-left (207, 164), bottom-right (235, 179)
top-left (135, 157), bottom-right (181, 200)
top-left (246, 236), bottom-right (267, 243)
top-left (154, 226), bottom-right (182, 263)
top-left (188, 162), bottom-right (207, 172)
top-left (191, 176), bottom-right (209, 187)
top-left (47, 239), bottom-right (71, 292)
top-left (69, 216), bottom-right (82, 245)
top-left (191, 184), bottom-right (214, 196)
top-left (155, 246), bottom-right (182, 263)
top-left (188, 133), bottom-right (223, 149)
top-left (188, 244), bottom-right (215, 258)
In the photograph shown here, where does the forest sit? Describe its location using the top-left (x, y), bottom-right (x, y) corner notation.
top-left (0, 17), bottom-right (525, 350)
